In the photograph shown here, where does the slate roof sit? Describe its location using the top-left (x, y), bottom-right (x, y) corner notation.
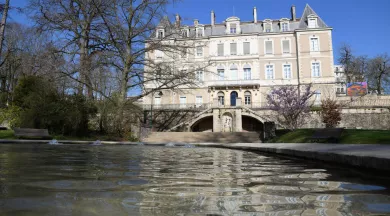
top-left (156, 4), bottom-right (329, 39)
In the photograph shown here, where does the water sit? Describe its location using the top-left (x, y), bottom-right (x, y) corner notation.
top-left (48, 139), bottom-right (60, 145)
top-left (1, 144), bottom-right (390, 215)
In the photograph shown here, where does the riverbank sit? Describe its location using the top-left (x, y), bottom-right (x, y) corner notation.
top-left (270, 129), bottom-right (390, 144)
top-left (1, 139), bottom-right (390, 171)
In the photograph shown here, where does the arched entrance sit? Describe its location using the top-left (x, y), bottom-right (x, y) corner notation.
top-left (242, 115), bottom-right (263, 132)
top-left (230, 91), bottom-right (238, 106)
top-left (191, 116), bottom-right (213, 132)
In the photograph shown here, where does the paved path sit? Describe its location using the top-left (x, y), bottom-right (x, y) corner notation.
top-left (1, 139), bottom-right (389, 171)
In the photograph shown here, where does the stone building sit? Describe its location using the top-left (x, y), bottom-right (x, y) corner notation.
top-left (142, 4), bottom-right (342, 135)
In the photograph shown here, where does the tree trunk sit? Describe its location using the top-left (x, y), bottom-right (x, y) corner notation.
top-left (0, 0), bottom-right (10, 99)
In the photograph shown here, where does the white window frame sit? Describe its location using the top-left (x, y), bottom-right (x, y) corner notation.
top-left (196, 46), bottom-right (203, 57)
top-left (244, 92), bottom-right (251, 105)
top-left (196, 27), bottom-right (204, 37)
top-left (263, 20), bottom-right (273, 33)
top-left (217, 68), bottom-right (225, 80)
top-left (230, 65), bottom-right (238, 80)
top-left (314, 90), bottom-right (321, 105)
top-left (243, 42), bottom-right (250, 55)
top-left (196, 70), bottom-right (204, 82)
top-left (308, 16), bottom-right (318, 28)
top-left (265, 64), bottom-right (275, 80)
top-left (156, 29), bottom-right (164, 39)
top-left (217, 43), bottom-right (224, 56)
top-left (155, 50), bottom-right (163, 59)
top-left (181, 28), bottom-right (189, 37)
top-left (281, 22), bottom-right (289, 32)
top-left (196, 96), bottom-right (203, 106)
top-left (243, 66), bottom-right (251, 80)
top-left (264, 39), bottom-right (274, 55)
top-left (282, 63), bottom-right (292, 79)
top-left (230, 23), bottom-right (237, 34)
top-left (310, 36), bottom-right (320, 52)
top-left (281, 38), bottom-right (291, 55)
top-left (154, 96), bottom-right (161, 108)
top-left (179, 96), bottom-right (187, 108)
top-left (311, 61), bottom-right (321, 77)
top-left (230, 42), bottom-right (237, 55)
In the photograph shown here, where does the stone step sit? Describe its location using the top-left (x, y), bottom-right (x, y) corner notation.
top-left (143, 132), bottom-right (261, 143)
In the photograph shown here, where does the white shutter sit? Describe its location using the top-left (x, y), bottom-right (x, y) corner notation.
top-left (282, 40), bottom-right (290, 54)
top-left (243, 42), bottom-right (250, 55)
top-left (230, 43), bottom-right (237, 55)
top-left (265, 41), bottom-right (273, 54)
top-left (217, 44), bottom-right (224, 56)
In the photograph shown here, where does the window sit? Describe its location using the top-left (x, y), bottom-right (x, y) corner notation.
top-left (155, 50), bottom-right (163, 59)
top-left (230, 43), bottom-right (237, 55)
top-left (230, 23), bottom-right (237, 34)
top-left (157, 30), bottom-right (164, 39)
top-left (283, 64), bottom-right (292, 79)
top-left (217, 69), bottom-right (225, 80)
top-left (218, 92), bottom-right (224, 106)
top-left (266, 65), bottom-right (274, 79)
top-left (154, 96), bottom-right (161, 108)
top-left (312, 62), bottom-right (321, 77)
top-left (181, 29), bottom-right (188, 37)
top-left (196, 96), bottom-right (203, 106)
top-left (180, 96), bottom-right (187, 108)
top-left (264, 23), bottom-right (272, 32)
top-left (196, 46), bottom-right (203, 56)
top-left (196, 70), bottom-right (203, 82)
top-left (308, 18), bottom-right (317, 28)
top-left (196, 28), bottom-right (203, 37)
top-left (310, 38), bottom-right (319, 52)
top-left (243, 42), bottom-right (250, 55)
top-left (282, 40), bottom-right (290, 54)
top-left (244, 91), bottom-right (251, 105)
top-left (281, 23), bottom-right (288, 32)
top-left (243, 65), bottom-right (251, 80)
top-left (217, 44), bottom-right (224, 56)
top-left (314, 90), bottom-right (321, 105)
top-left (265, 41), bottom-right (273, 55)
top-left (230, 65), bottom-right (238, 80)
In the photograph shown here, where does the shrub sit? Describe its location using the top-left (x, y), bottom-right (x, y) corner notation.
top-left (320, 98), bottom-right (342, 128)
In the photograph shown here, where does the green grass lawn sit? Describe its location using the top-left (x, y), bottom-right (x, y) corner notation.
top-left (270, 129), bottom-right (390, 144)
top-left (0, 130), bottom-right (15, 139)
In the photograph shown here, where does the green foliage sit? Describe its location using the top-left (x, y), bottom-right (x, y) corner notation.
top-left (11, 75), bottom-right (97, 136)
top-left (320, 98), bottom-right (342, 128)
top-left (0, 105), bottom-right (22, 128)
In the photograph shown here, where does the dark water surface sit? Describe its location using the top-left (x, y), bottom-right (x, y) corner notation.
top-left (1, 144), bottom-right (390, 215)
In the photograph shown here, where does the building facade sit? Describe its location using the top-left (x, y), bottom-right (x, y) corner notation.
top-left (143, 4), bottom-right (338, 134)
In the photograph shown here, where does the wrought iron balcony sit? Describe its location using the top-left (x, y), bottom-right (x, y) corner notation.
top-left (206, 79), bottom-right (261, 88)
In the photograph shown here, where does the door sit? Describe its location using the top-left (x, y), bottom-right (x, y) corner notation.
top-left (230, 91), bottom-right (238, 106)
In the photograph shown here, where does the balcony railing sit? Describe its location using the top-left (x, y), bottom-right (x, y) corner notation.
top-left (206, 79), bottom-right (261, 87)
top-left (141, 103), bottom-right (212, 110)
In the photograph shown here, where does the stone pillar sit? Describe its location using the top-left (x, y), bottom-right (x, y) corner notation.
top-left (236, 97), bottom-right (242, 107)
top-left (213, 98), bottom-right (219, 108)
top-left (234, 109), bottom-right (242, 132)
top-left (213, 108), bottom-right (221, 132)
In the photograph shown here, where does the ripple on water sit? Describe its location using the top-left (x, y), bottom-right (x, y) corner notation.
top-left (0, 144), bottom-right (390, 215)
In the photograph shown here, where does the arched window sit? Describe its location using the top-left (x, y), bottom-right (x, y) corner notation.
top-left (244, 91), bottom-right (251, 105)
top-left (217, 91), bottom-right (225, 106)
top-left (217, 65), bottom-right (225, 80)
top-left (243, 64), bottom-right (251, 80)
top-left (230, 64), bottom-right (238, 80)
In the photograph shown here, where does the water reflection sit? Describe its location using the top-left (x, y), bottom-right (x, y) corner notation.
top-left (0, 144), bottom-right (390, 215)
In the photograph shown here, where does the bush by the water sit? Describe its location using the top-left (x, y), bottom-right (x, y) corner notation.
top-left (1, 76), bottom-right (97, 136)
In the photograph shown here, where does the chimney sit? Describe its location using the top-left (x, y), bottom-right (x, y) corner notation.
top-left (194, 19), bottom-right (199, 26)
top-left (211, 10), bottom-right (215, 26)
top-left (175, 14), bottom-right (181, 27)
top-left (253, 7), bottom-right (257, 23)
top-left (291, 5), bottom-right (296, 21)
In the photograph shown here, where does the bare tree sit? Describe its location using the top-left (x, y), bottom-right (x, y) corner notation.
top-left (366, 54), bottom-right (390, 95)
top-left (0, 0), bottom-right (10, 60)
top-left (28, 0), bottom-right (111, 99)
top-left (266, 85), bottom-right (314, 130)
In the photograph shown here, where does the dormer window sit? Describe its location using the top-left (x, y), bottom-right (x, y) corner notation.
top-left (196, 27), bottom-right (204, 37)
top-left (230, 24), bottom-right (237, 34)
top-left (263, 19), bottom-right (273, 33)
top-left (157, 29), bottom-right (164, 39)
top-left (281, 23), bottom-right (288, 31)
top-left (307, 14), bottom-right (318, 28)
top-left (181, 29), bottom-right (188, 37)
top-left (279, 18), bottom-right (289, 32)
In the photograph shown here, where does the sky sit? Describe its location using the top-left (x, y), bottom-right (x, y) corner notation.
top-left (6, 0), bottom-right (390, 63)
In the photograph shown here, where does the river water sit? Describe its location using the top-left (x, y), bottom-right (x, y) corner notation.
top-left (0, 144), bottom-right (390, 215)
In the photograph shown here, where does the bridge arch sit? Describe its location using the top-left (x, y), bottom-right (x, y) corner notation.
top-left (241, 113), bottom-right (265, 132)
top-left (189, 113), bottom-right (214, 132)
